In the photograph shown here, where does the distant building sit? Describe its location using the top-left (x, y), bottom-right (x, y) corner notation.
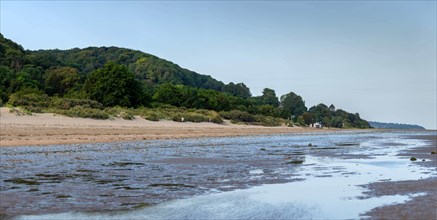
top-left (314, 122), bottom-right (322, 128)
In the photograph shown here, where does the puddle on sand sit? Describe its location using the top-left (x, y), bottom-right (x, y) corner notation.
top-left (14, 131), bottom-right (436, 220)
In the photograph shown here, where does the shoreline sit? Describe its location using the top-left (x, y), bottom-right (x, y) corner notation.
top-left (1, 107), bottom-right (350, 147)
top-left (1, 115), bottom-right (435, 218)
top-left (364, 134), bottom-right (437, 219)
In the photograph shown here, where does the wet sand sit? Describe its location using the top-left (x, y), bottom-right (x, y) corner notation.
top-left (364, 134), bottom-right (437, 219)
top-left (0, 107), bottom-right (340, 147)
top-left (2, 107), bottom-right (436, 219)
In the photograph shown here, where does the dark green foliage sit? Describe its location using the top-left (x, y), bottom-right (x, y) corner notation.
top-left (297, 115), bottom-right (306, 126)
top-left (260, 88), bottom-right (279, 107)
top-left (153, 83), bottom-right (242, 112)
top-left (0, 35), bottom-right (372, 128)
top-left (83, 62), bottom-right (144, 107)
top-left (257, 105), bottom-right (277, 117)
top-left (307, 103), bottom-right (371, 128)
top-left (0, 65), bottom-right (14, 103)
top-left (220, 110), bottom-right (284, 126)
top-left (223, 82), bottom-right (251, 99)
top-left (280, 92), bottom-right (307, 119)
top-left (26, 46), bottom-right (225, 91)
top-left (330, 116), bottom-right (344, 128)
top-left (302, 112), bottom-right (315, 125)
top-left (332, 109), bottom-right (370, 128)
top-left (309, 104), bottom-right (331, 122)
top-left (153, 83), bottom-right (184, 107)
top-left (44, 67), bottom-right (81, 96)
top-left (0, 33), bottom-right (26, 71)
top-left (10, 66), bottom-right (45, 92)
top-left (132, 56), bottom-right (225, 91)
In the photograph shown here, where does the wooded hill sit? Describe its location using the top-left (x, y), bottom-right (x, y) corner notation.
top-left (0, 33), bottom-right (371, 128)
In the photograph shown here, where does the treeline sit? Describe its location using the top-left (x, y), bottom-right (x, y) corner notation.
top-left (0, 33), bottom-right (371, 128)
top-left (368, 121), bottom-right (425, 130)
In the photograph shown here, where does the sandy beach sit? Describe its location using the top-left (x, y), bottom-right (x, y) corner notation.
top-left (1, 110), bottom-right (435, 219)
top-left (0, 107), bottom-right (337, 147)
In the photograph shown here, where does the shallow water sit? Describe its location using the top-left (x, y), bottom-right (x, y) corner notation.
top-left (1, 130), bottom-right (436, 219)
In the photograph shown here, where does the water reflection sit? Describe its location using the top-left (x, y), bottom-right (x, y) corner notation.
top-left (1, 131), bottom-right (435, 219)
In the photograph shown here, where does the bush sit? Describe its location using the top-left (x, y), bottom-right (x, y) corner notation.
top-left (144, 112), bottom-right (160, 121)
top-left (209, 113), bottom-right (223, 124)
top-left (120, 111), bottom-right (134, 120)
top-left (103, 106), bottom-right (135, 120)
top-left (172, 112), bottom-right (208, 123)
top-left (219, 110), bottom-right (254, 123)
top-left (53, 106), bottom-right (109, 119)
top-left (8, 89), bottom-right (51, 110)
top-left (254, 115), bottom-right (283, 126)
top-left (50, 97), bottom-right (103, 110)
top-left (186, 113), bottom-right (209, 123)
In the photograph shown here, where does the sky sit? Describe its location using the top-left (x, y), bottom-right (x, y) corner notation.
top-left (1, 1), bottom-right (436, 129)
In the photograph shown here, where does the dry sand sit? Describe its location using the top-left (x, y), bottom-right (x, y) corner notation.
top-left (0, 107), bottom-right (334, 147)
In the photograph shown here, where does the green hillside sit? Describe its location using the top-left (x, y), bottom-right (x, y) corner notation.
top-left (0, 33), bottom-right (371, 128)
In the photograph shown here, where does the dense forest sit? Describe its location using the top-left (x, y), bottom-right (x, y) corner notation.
top-left (368, 121), bottom-right (425, 130)
top-left (0, 33), bottom-right (371, 128)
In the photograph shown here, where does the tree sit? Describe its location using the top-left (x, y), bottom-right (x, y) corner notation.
top-left (297, 116), bottom-right (305, 126)
top-left (10, 69), bottom-right (41, 92)
top-left (153, 83), bottom-right (183, 107)
top-left (0, 66), bottom-right (14, 103)
top-left (224, 82), bottom-right (251, 99)
top-left (0, 33), bottom-right (26, 71)
top-left (280, 92), bottom-right (307, 119)
top-left (261, 88), bottom-right (279, 107)
top-left (331, 116), bottom-right (343, 128)
top-left (309, 103), bottom-right (331, 122)
top-left (83, 62), bottom-right (144, 107)
top-left (302, 112), bottom-right (315, 125)
top-left (258, 105), bottom-right (276, 117)
top-left (329, 104), bottom-right (336, 112)
top-left (322, 116), bottom-right (331, 128)
top-left (44, 67), bottom-right (81, 96)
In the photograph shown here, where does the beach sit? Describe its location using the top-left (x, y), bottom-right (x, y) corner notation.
top-left (0, 107), bottom-right (335, 147)
top-left (364, 134), bottom-right (437, 219)
top-left (1, 107), bottom-right (436, 219)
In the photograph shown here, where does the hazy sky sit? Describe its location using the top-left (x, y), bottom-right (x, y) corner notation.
top-left (1, 1), bottom-right (436, 129)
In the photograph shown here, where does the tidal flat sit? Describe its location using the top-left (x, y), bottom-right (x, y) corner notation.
top-left (1, 130), bottom-right (436, 219)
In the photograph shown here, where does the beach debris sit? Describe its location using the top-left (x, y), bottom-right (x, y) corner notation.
top-left (5, 178), bottom-right (40, 185)
top-left (286, 160), bottom-right (304, 165)
top-left (431, 151), bottom-right (436, 154)
top-left (410, 157), bottom-right (417, 161)
top-left (56, 194), bottom-right (72, 198)
top-left (335, 142), bottom-right (360, 147)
